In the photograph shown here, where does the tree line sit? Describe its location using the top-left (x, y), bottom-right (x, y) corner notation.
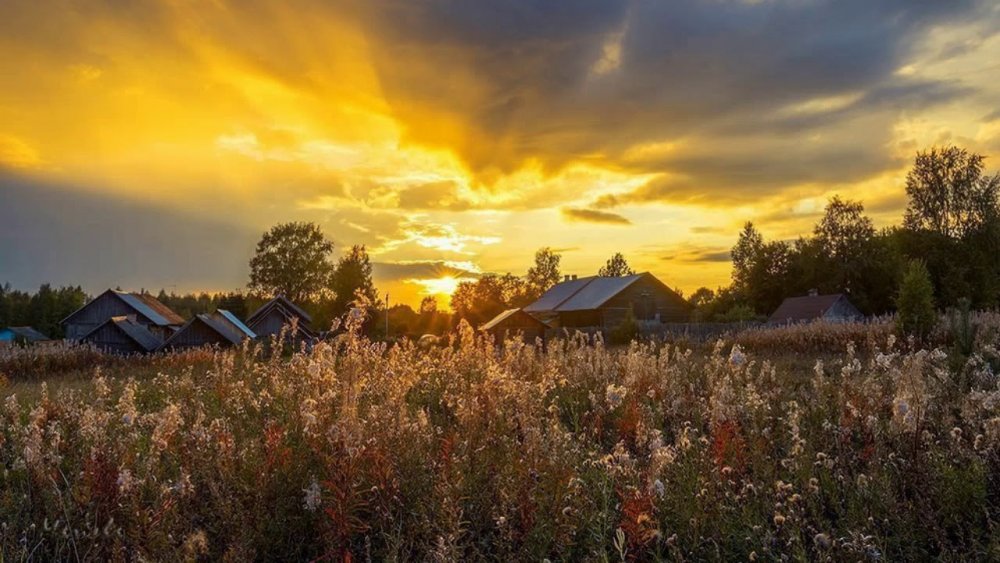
top-left (692, 145), bottom-right (1000, 321)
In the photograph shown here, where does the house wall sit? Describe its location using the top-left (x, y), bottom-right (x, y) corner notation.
top-left (166, 320), bottom-right (232, 349)
top-left (249, 308), bottom-right (292, 338)
top-left (64, 293), bottom-right (149, 340)
top-left (82, 323), bottom-right (145, 354)
top-left (486, 313), bottom-right (546, 343)
top-left (556, 277), bottom-right (691, 329)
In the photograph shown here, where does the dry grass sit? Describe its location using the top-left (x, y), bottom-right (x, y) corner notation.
top-left (1, 322), bottom-right (999, 560)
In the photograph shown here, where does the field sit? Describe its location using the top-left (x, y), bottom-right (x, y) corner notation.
top-left (2, 319), bottom-right (1000, 561)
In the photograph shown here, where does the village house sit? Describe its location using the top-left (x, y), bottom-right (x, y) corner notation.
top-left (61, 289), bottom-right (184, 341)
top-left (0, 326), bottom-right (50, 346)
top-left (161, 309), bottom-right (256, 350)
top-left (246, 295), bottom-right (316, 340)
top-left (768, 292), bottom-right (863, 324)
top-left (522, 272), bottom-right (691, 329)
top-left (81, 316), bottom-right (164, 354)
top-left (480, 308), bottom-right (550, 344)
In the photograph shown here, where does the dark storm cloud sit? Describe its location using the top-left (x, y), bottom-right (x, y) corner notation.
top-left (0, 173), bottom-right (257, 293)
top-left (561, 207), bottom-right (631, 225)
top-left (354, 0), bottom-right (991, 197)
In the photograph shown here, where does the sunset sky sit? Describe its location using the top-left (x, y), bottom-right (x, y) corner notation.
top-left (2, 0), bottom-right (999, 308)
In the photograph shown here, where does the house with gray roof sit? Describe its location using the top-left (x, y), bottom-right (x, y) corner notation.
top-left (768, 292), bottom-right (862, 325)
top-left (523, 272), bottom-right (691, 329)
top-left (246, 295), bottom-right (315, 341)
top-left (61, 289), bottom-right (184, 341)
top-left (161, 309), bottom-right (256, 350)
top-left (80, 316), bottom-right (163, 354)
top-left (0, 326), bottom-right (50, 346)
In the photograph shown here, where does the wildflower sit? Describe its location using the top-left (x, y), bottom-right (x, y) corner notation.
top-left (605, 384), bottom-right (627, 410)
top-left (773, 513), bottom-right (785, 526)
top-left (950, 427), bottom-right (962, 442)
top-left (117, 469), bottom-right (135, 493)
top-left (653, 479), bottom-right (665, 499)
top-left (303, 479), bottom-right (322, 511)
top-left (814, 532), bottom-right (831, 549)
top-left (729, 345), bottom-right (746, 367)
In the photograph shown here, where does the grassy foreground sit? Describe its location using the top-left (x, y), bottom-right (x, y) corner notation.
top-left (1, 322), bottom-right (1000, 561)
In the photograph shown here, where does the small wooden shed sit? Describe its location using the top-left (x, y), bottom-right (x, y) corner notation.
top-left (246, 296), bottom-right (316, 341)
top-left (768, 293), bottom-right (863, 324)
top-left (161, 310), bottom-right (256, 350)
top-left (481, 308), bottom-right (549, 344)
top-left (80, 316), bottom-right (163, 354)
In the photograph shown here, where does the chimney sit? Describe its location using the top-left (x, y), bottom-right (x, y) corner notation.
top-left (564, 275), bottom-right (571, 282)
top-left (808, 288), bottom-right (818, 297)
top-left (571, 274), bottom-right (577, 280)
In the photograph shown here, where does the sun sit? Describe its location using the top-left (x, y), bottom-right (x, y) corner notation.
top-left (415, 276), bottom-right (462, 296)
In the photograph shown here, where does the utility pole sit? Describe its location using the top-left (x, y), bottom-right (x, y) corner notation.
top-left (384, 292), bottom-right (390, 339)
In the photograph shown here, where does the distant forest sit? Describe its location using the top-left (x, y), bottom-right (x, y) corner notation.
top-left (3, 145), bottom-right (997, 337)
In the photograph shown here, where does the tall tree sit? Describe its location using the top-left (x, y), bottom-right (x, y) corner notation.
top-left (598, 253), bottom-right (635, 277)
top-left (896, 260), bottom-right (936, 339)
top-left (903, 146), bottom-right (1000, 239)
top-left (330, 245), bottom-right (379, 318)
top-left (248, 222), bottom-right (335, 303)
top-left (526, 247), bottom-right (561, 297)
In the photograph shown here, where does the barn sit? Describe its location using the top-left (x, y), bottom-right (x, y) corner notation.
top-left (61, 289), bottom-right (184, 341)
top-left (80, 316), bottom-right (163, 354)
top-left (246, 296), bottom-right (315, 340)
top-left (161, 310), bottom-right (256, 350)
top-left (481, 308), bottom-right (549, 344)
top-left (523, 272), bottom-right (691, 329)
top-left (768, 292), bottom-right (863, 324)
top-left (0, 326), bottom-right (50, 346)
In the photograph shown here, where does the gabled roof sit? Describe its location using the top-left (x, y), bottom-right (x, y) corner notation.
top-left (213, 310), bottom-right (256, 339)
top-left (768, 293), bottom-right (852, 324)
top-left (481, 308), bottom-right (549, 331)
top-left (524, 273), bottom-right (659, 313)
top-left (61, 289), bottom-right (184, 327)
top-left (246, 295), bottom-right (312, 326)
top-left (163, 311), bottom-right (252, 348)
top-left (0, 326), bottom-right (50, 342)
top-left (83, 316), bottom-right (163, 352)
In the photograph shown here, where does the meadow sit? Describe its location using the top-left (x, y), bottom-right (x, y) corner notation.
top-left (2, 318), bottom-right (1000, 561)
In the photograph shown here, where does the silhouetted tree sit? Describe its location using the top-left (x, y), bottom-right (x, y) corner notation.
top-left (248, 222), bottom-right (335, 303)
top-left (526, 247), bottom-right (562, 298)
top-left (598, 253), bottom-right (635, 277)
top-left (330, 245), bottom-right (379, 319)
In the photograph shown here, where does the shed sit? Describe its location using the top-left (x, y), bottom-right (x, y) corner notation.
top-left (0, 326), bottom-right (50, 345)
top-left (246, 296), bottom-right (316, 340)
top-left (161, 309), bottom-right (256, 350)
top-left (523, 272), bottom-right (691, 329)
top-left (768, 293), bottom-right (863, 324)
top-left (80, 316), bottom-right (163, 354)
top-left (481, 308), bottom-right (549, 344)
top-left (61, 289), bottom-right (184, 341)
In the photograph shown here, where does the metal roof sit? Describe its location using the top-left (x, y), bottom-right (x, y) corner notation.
top-left (0, 326), bottom-right (50, 341)
top-left (61, 289), bottom-right (184, 327)
top-left (86, 316), bottom-right (163, 352)
top-left (523, 277), bottom-right (593, 313)
top-left (214, 310), bottom-right (256, 339)
top-left (524, 274), bottom-right (646, 313)
top-left (557, 275), bottom-right (643, 311)
top-left (480, 308), bottom-right (548, 331)
top-left (768, 294), bottom-right (849, 324)
top-left (247, 295), bottom-right (312, 326)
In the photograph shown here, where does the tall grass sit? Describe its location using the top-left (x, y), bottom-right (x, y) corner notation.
top-left (1, 322), bottom-right (999, 560)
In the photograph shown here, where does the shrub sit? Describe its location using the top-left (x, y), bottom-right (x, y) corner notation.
top-left (896, 260), bottom-right (936, 339)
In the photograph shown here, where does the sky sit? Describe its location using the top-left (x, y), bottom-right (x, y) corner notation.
top-left (2, 0), bottom-right (999, 308)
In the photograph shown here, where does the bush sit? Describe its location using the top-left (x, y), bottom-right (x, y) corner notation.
top-left (896, 260), bottom-right (936, 339)
top-left (609, 306), bottom-right (639, 345)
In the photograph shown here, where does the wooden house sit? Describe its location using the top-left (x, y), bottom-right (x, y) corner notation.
top-left (768, 292), bottom-right (862, 324)
top-left (80, 316), bottom-right (163, 354)
top-left (0, 326), bottom-right (50, 346)
top-left (480, 308), bottom-right (549, 344)
top-left (246, 296), bottom-right (315, 340)
top-left (161, 310), bottom-right (256, 350)
top-left (523, 272), bottom-right (691, 329)
top-left (61, 289), bottom-right (184, 341)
